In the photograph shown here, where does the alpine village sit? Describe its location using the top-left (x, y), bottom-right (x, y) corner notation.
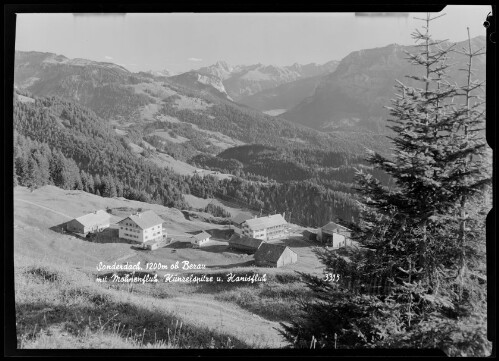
top-left (12, 11), bottom-right (492, 355)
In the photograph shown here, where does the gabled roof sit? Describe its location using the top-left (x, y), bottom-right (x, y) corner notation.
top-left (244, 214), bottom-right (287, 230)
top-left (321, 221), bottom-right (352, 234)
top-left (232, 212), bottom-right (254, 225)
top-left (191, 231), bottom-right (211, 241)
top-left (254, 243), bottom-right (295, 263)
top-left (228, 234), bottom-right (264, 249)
top-left (74, 210), bottom-right (111, 227)
top-left (118, 210), bottom-right (164, 230)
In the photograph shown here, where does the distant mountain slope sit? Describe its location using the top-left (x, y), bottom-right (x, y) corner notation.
top-left (196, 60), bottom-right (339, 100)
top-left (13, 50), bottom-right (389, 158)
top-left (14, 51), bottom-right (154, 121)
top-left (281, 36), bottom-right (486, 132)
top-left (145, 69), bottom-right (176, 77)
top-left (236, 75), bottom-right (324, 112)
top-left (168, 71), bottom-right (233, 100)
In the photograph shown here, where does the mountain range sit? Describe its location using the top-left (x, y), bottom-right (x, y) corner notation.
top-left (13, 35), bottom-right (487, 229)
top-left (195, 60), bottom-right (339, 100)
top-left (280, 36), bottom-right (486, 132)
top-left (14, 35), bottom-right (485, 142)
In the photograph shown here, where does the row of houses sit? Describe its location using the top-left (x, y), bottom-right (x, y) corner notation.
top-left (66, 209), bottom-right (213, 250)
top-left (228, 233), bottom-right (298, 268)
top-left (66, 209), bottom-right (167, 249)
top-left (231, 211), bottom-right (353, 251)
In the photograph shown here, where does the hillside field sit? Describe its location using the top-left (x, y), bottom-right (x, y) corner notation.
top-left (14, 185), bottom-right (326, 348)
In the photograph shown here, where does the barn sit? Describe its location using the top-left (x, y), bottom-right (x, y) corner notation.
top-left (317, 221), bottom-right (352, 248)
top-left (254, 243), bottom-right (298, 268)
top-left (190, 231), bottom-right (211, 248)
top-left (66, 210), bottom-right (111, 235)
top-left (228, 234), bottom-right (264, 253)
top-left (231, 213), bottom-right (254, 235)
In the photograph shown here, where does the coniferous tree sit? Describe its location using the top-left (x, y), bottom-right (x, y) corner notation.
top-left (280, 13), bottom-right (491, 356)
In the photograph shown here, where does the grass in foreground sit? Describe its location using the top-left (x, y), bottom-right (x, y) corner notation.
top-left (92, 268), bottom-right (313, 323)
top-left (15, 256), bottom-right (250, 349)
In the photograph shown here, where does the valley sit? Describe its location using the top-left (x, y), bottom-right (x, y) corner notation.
top-left (12, 18), bottom-right (489, 352)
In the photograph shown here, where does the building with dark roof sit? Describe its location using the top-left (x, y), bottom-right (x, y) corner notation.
top-left (317, 221), bottom-right (352, 248)
top-left (231, 213), bottom-right (254, 236)
top-left (117, 210), bottom-right (164, 243)
top-left (228, 234), bottom-right (264, 253)
top-left (254, 243), bottom-right (297, 268)
top-left (302, 229), bottom-right (317, 241)
top-left (66, 210), bottom-right (111, 235)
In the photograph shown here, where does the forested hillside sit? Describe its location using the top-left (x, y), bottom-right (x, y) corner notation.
top-left (14, 93), bottom-right (188, 208)
top-left (13, 51), bottom-right (396, 228)
top-left (13, 92), bottom-right (364, 226)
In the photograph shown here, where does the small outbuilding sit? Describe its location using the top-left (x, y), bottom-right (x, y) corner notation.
top-left (190, 231), bottom-right (211, 248)
top-left (66, 210), bottom-right (111, 235)
top-left (228, 234), bottom-right (265, 253)
top-left (317, 221), bottom-right (352, 248)
top-left (143, 240), bottom-right (159, 250)
top-left (254, 243), bottom-right (298, 268)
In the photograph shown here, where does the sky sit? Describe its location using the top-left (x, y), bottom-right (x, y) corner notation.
top-left (15, 6), bottom-right (491, 74)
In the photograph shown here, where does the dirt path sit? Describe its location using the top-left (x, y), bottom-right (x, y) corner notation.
top-left (16, 198), bottom-right (73, 219)
top-left (163, 295), bottom-right (287, 348)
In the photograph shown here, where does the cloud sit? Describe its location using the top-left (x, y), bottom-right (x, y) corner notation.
top-left (104, 55), bottom-right (113, 60)
top-left (188, 57), bottom-right (203, 62)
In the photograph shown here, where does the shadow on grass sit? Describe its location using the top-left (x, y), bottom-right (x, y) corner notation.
top-left (205, 228), bottom-right (234, 240)
top-left (163, 241), bottom-right (193, 249)
top-left (196, 244), bottom-right (231, 253)
top-left (16, 272), bottom-right (252, 349)
top-left (270, 236), bottom-right (317, 249)
top-left (180, 210), bottom-right (191, 221)
top-left (205, 260), bottom-right (256, 269)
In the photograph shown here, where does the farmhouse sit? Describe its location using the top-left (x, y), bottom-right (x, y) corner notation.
top-left (317, 221), bottom-right (352, 248)
top-left (190, 231), bottom-right (211, 248)
top-left (66, 210), bottom-right (111, 235)
top-left (228, 234), bottom-right (265, 253)
top-left (117, 210), bottom-right (164, 244)
top-left (231, 213), bottom-right (254, 235)
top-left (241, 214), bottom-right (287, 241)
top-left (254, 243), bottom-right (297, 268)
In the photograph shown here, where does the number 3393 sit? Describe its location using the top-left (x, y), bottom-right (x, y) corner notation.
top-left (323, 273), bottom-right (340, 282)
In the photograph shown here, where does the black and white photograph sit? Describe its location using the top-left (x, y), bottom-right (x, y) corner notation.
top-left (7, 5), bottom-right (494, 356)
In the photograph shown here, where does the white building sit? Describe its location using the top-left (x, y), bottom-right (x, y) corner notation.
top-left (317, 221), bottom-right (352, 248)
top-left (66, 210), bottom-right (111, 235)
top-left (117, 210), bottom-right (164, 244)
top-left (190, 231), bottom-right (211, 248)
top-left (241, 214), bottom-right (287, 241)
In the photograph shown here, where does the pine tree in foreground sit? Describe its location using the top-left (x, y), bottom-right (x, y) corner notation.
top-left (279, 13), bottom-right (491, 355)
